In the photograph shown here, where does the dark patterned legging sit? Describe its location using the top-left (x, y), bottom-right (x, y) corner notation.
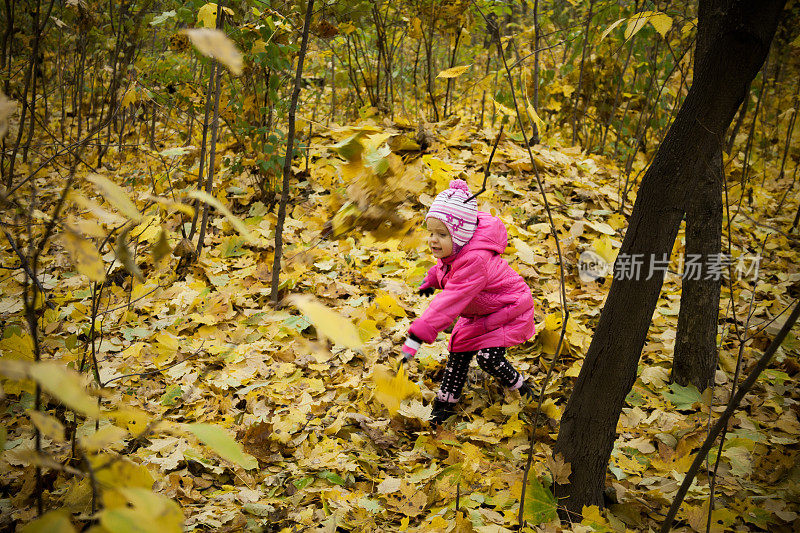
top-left (437, 346), bottom-right (524, 403)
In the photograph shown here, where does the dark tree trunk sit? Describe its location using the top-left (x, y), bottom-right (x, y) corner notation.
top-left (552, 0), bottom-right (785, 518)
top-left (270, 0), bottom-right (314, 305)
top-left (672, 150), bottom-right (723, 390)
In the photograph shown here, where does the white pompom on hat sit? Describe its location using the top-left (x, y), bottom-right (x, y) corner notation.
top-left (425, 179), bottom-right (478, 247)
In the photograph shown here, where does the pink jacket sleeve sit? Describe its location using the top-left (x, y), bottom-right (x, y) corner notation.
top-left (409, 255), bottom-right (489, 343)
top-left (419, 264), bottom-right (443, 291)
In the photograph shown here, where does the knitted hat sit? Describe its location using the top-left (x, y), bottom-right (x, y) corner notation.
top-left (426, 179), bottom-right (478, 247)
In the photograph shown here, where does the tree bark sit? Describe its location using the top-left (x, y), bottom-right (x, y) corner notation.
top-left (270, 0), bottom-right (314, 305)
top-left (671, 150), bottom-right (723, 390)
top-left (552, 0), bottom-right (785, 518)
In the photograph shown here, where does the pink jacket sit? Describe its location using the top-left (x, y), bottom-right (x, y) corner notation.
top-left (409, 212), bottom-right (536, 352)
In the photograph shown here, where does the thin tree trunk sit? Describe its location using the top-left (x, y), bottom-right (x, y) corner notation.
top-left (552, 0), bottom-right (785, 517)
top-left (571, 0), bottom-right (595, 146)
top-left (195, 32), bottom-right (225, 255)
top-left (189, 61), bottom-right (218, 240)
top-left (1, 0), bottom-right (14, 92)
top-left (725, 89), bottom-right (749, 153)
top-left (423, 3), bottom-right (439, 122)
top-left (271, 0), bottom-right (315, 305)
top-left (532, 0), bottom-right (540, 110)
top-left (600, 7), bottom-right (637, 153)
top-left (776, 77), bottom-right (799, 183)
top-left (662, 302), bottom-right (800, 532)
top-left (672, 150), bottom-right (723, 390)
top-left (7, 0), bottom-right (44, 184)
top-left (330, 55), bottom-right (336, 123)
top-left (443, 26), bottom-right (462, 117)
top-left (412, 41), bottom-right (421, 118)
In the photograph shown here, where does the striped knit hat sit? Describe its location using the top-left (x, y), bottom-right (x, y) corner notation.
top-left (426, 179), bottom-right (478, 248)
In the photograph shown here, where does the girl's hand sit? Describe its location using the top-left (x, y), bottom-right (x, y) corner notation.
top-left (419, 282), bottom-right (435, 296)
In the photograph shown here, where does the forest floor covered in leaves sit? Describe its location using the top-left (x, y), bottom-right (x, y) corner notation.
top-left (1, 113), bottom-right (799, 532)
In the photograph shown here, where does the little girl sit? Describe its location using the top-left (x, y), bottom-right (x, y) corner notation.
top-left (401, 179), bottom-right (537, 425)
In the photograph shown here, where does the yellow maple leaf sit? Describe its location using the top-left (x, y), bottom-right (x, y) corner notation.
top-left (541, 398), bottom-right (562, 420)
top-left (120, 89), bottom-right (137, 109)
top-left (374, 292), bottom-right (406, 317)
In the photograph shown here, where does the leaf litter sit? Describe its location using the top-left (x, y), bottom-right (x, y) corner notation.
top-left (0, 111), bottom-right (798, 532)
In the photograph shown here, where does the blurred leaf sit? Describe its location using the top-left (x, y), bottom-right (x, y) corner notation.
top-left (60, 229), bottom-right (105, 282)
top-left (151, 228), bottom-right (172, 263)
top-left (79, 424), bottom-right (129, 451)
top-left (28, 410), bottom-right (65, 441)
top-left (20, 511), bottom-right (76, 533)
top-left (182, 28), bottom-right (242, 75)
top-left (150, 10), bottom-right (176, 26)
top-left (332, 133), bottom-right (364, 161)
top-left (0, 90), bottom-right (17, 140)
top-left (436, 65), bottom-right (470, 79)
top-left (86, 174), bottom-right (142, 222)
top-left (289, 294), bottom-right (364, 349)
top-left (188, 190), bottom-right (256, 243)
top-left (372, 363), bottom-right (420, 416)
top-left (29, 362), bottom-right (100, 417)
top-left (100, 487), bottom-right (182, 533)
top-left (115, 226), bottom-right (145, 283)
top-left (186, 422), bottom-right (259, 470)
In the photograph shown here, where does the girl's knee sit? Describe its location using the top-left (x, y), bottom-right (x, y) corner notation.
top-left (476, 349), bottom-right (493, 370)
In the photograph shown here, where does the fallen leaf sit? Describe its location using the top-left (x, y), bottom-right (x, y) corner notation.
top-left (546, 452), bottom-right (572, 484)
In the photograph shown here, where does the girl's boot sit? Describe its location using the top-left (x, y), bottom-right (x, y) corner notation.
top-left (430, 399), bottom-right (456, 426)
top-left (517, 380), bottom-right (539, 402)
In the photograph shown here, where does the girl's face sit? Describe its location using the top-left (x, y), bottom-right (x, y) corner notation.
top-left (426, 217), bottom-right (453, 258)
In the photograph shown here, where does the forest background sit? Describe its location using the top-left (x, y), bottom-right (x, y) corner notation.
top-left (0, 0), bottom-right (799, 531)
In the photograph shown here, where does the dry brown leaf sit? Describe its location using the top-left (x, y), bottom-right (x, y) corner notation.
top-left (546, 452), bottom-right (572, 484)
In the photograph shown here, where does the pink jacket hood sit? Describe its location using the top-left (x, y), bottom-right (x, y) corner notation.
top-left (410, 212), bottom-right (535, 352)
